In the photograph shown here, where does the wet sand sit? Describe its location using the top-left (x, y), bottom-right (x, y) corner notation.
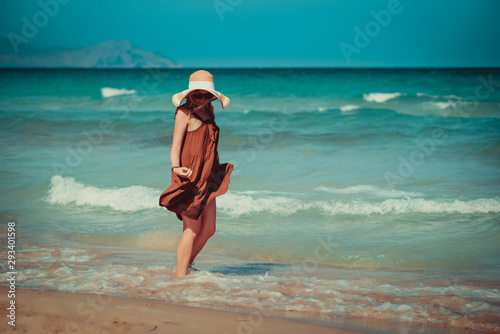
top-left (0, 286), bottom-right (361, 334)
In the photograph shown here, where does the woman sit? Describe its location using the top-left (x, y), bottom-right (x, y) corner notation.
top-left (159, 70), bottom-right (234, 277)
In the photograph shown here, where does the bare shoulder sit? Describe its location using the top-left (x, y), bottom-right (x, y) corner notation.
top-left (173, 108), bottom-right (190, 137)
top-left (175, 107), bottom-right (191, 119)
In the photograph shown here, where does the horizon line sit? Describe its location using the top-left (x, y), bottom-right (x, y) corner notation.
top-left (1, 66), bottom-right (500, 70)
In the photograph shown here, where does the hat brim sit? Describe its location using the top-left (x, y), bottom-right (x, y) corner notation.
top-left (172, 89), bottom-right (230, 109)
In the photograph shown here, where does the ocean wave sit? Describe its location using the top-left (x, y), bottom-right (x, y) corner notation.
top-left (363, 92), bottom-right (404, 103)
top-left (46, 175), bottom-right (158, 212)
top-left (317, 106), bottom-right (332, 112)
top-left (422, 101), bottom-right (459, 110)
top-left (220, 193), bottom-right (500, 216)
top-left (316, 198), bottom-right (500, 215)
top-left (417, 93), bottom-right (463, 100)
top-left (318, 105), bottom-right (361, 114)
top-left (339, 105), bottom-right (360, 114)
top-left (46, 176), bottom-right (500, 216)
top-left (317, 105), bottom-right (363, 115)
top-left (316, 185), bottom-right (422, 198)
top-left (339, 104), bottom-right (360, 112)
top-left (101, 87), bottom-right (138, 98)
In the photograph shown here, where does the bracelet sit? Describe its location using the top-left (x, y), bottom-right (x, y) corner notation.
top-left (171, 166), bottom-right (179, 172)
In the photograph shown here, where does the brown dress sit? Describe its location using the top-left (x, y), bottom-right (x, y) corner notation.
top-left (159, 110), bottom-right (234, 221)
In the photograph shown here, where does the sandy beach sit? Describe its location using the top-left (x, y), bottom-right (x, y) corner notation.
top-left (0, 286), bottom-right (363, 334)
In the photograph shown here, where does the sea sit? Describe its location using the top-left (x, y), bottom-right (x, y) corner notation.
top-left (1, 68), bottom-right (499, 333)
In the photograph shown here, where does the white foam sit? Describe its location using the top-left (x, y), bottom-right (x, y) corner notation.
top-left (218, 193), bottom-right (299, 216)
top-left (417, 93), bottom-right (463, 100)
top-left (316, 198), bottom-right (500, 216)
top-left (13, 269), bottom-right (48, 281)
top-left (423, 101), bottom-right (458, 110)
top-left (219, 192), bottom-right (500, 216)
top-left (45, 176), bottom-right (500, 216)
top-left (363, 92), bottom-right (404, 103)
top-left (236, 189), bottom-right (291, 195)
top-left (317, 105), bottom-right (358, 113)
top-left (46, 175), bottom-right (158, 212)
top-left (101, 87), bottom-right (137, 98)
top-left (60, 248), bottom-right (96, 262)
top-left (11, 256), bottom-right (500, 333)
top-left (339, 105), bottom-right (360, 114)
top-left (340, 104), bottom-right (359, 112)
top-left (316, 185), bottom-right (422, 198)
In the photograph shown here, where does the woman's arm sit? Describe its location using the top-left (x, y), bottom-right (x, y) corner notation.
top-left (170, 108), bottom-right (192, 178)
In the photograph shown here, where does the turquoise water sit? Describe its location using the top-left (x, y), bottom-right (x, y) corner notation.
top-left (1, 68), bottom-right (499, 332)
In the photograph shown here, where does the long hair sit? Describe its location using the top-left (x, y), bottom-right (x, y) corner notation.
top-left (174, 92), bottom-right (215, 119)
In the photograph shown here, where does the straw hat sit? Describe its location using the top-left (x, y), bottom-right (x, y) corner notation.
top-left (172, 70), bottom-right (230, 109)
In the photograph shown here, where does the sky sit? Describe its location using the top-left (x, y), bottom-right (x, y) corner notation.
top-left (0, 0), bottom-right (499, 68)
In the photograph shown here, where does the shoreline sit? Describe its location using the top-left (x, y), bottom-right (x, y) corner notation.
top-left (0, 286), bottom-right (361, 334)
top-left (0, 286), bottom-right (488, 334)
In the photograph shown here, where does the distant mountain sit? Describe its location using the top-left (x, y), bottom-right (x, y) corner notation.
top-left (0, 39), bottom-right (181, 68)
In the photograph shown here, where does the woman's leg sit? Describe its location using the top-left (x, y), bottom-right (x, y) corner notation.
top-left (176, 214), bottom-right (202, 277)
top-left (189, 198), bottom-right (216, 265)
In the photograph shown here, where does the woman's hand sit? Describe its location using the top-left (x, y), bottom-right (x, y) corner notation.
top-left (173, 167), bottom-right (193, 179)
